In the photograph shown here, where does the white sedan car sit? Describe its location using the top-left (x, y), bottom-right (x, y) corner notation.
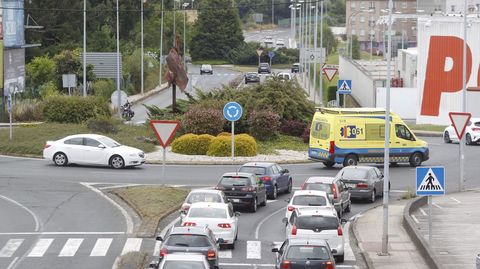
top-left (180, 189), bottom-right (232, 219)
top-left (43, 134), bottom-right (145, 169)
top-left (181, 202), bottom-right (239, 249)
top-left (285, 190), bottom-right (332, 221)
top-left (444, 117), bottom-right (480, 145)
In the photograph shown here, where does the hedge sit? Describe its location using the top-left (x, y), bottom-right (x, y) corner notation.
top-left (43, 96), bottom-right (111, 123)
top-left (207, 134), bottom-right (257, 157)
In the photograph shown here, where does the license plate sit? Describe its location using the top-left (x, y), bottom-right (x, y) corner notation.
top-left (232, 199), bottom-right (240, 203)
top-left (346, 183), bottom-right (356, 189)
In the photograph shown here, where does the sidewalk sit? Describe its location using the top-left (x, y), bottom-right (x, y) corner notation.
top-left (353, 199), bottom-right (430, 269)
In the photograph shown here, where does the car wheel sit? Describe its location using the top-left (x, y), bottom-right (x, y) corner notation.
top-left (337, 207), bottom-right (343, 218)
top-left (323, 161), bottom-right (335, 168)
top-left (250, 198), bottom-right (257, 212)
top-left (229, 242), bottom-right (235, 249)
top-left (110, 155), bottom-right (125, 169)
top-left (286, 180), bottom-right (292, 194)
top-left (343, 154), bottom-right (358, 167)
top-left (260, 193), bottom-right (267, 206)
top-left (409, 152), bottom-right (423, 167)
top-left (345, 202), bottom-right (351, 213)
top-left (53, 152), bottom-right (68, 166)
top-left (444, 131), bottom-right (452, 143)
top-left (269, 185), bottom-right (278, 199)
top-left (369, 189), bottom-right (376, 203)
top-left (336, 254), bottom-right (345, 263)
top-left (466, 133), bottom-right (472, 145)
top-left (245, 80), bottom-right (248, 84)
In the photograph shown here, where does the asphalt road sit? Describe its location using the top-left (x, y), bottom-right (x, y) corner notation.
top-left (244, 28), bottom-right (295, 48)
top-left (131, 64), bottom-right (242, 124)
top-left (0, 137), bottom-right (478, 268)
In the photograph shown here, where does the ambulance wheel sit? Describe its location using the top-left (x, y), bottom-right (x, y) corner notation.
top-left (343, 154), bottom-right (358, 167)
top-left (409, 152), bottom-right (423, 167)
top-left (323, 161), bottom-right (335, 168)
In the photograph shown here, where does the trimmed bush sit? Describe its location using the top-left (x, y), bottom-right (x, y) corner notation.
top-left (207, 134), bottom-right (257, 157)
top-left (181, 105), bottom-right (225, 135)
top-left (12, 100), bottom-right (44, 122)
top-left (171, 134), bottom-right (201, 155)
top-left (280, 119), bottom-right (307, 137)
top-left (43, 96), bottom-right (111, 123)
top-left (217, 132), bottom-right (231, 137)
top-left (197, 134), bottom-right (215, 155)
top-left (248, 110), bottom-right (281, 140)
top-left (87, 118), bottom-right (119, 134)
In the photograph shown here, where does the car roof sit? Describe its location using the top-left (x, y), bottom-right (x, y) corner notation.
top-left (188, 189), bottom-right (223, 195)
top-left (163, 253), bottom-right (207, 261)
top-left (242, 162), bottom-right (275, 168)
top-left (296, 207), bottom-right (337, 217)
top-left (305, 177), bottom-right (335, 184)
top-left (260, 62), bottom-right (269, 65)
top-left (222, 172), bottom-right (254, 178)
top-left (246, 72), bottom-right (259, 75)
top-left (189, 202), bottom-right (229, 209)
top-left (341, 165), bottom-right (375, 171)
top-left (292, 190), bottom-right (328, 197)
top-left (169, 226), bottom-right (210, 235)
top-left (63, 134), bottom-right (106, 140)
top-left (288, 238), bottom-right (329, 246)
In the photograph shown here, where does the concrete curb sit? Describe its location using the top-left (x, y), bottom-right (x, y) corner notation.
top-left (145, 159), bottom-right (315, 165)
top-left (412, 130), bottom-right (443, 137)
top-left (351, 204), bottom-right (383, 269)
top-left (128, 83), bottom-right (170, 106)
top-left (403, 196), bottom-right (441, 269)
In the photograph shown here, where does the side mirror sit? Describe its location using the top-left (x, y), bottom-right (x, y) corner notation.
top-left (155, 236), bottom-right (163, 241)
top-left (271, 248), bottom-right (279, 253)
top-left (340, 219), bottom-right (348, 224)
top-left (216, 238), bottom-right (225, 244)
top-left (331, 249), bottom-right (338, 254)
top-left (235, 212), bottom-right (241, 217)
top-left (149, 260), bottom-right (159, 268)
top-left (282, 169), bottom-right (289, 174)
top-left (285, 198), bottom-right (290, 203)
top-left (98, 144), bottom-right (106, 149)
top-left (282, 217), bottom-right (288, 224)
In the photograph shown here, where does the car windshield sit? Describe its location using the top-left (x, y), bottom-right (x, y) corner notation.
top-left (238, 166), bottom-right (266, 176)
top-left (340, 169), bottom-right (369, 180)
top-left (162, 261), bottom-right (207, 269)
top-left (165, 234), bottom-right (212, 247)
top-left (98, 137), bottom-right (121, 148)
top-left (304, 183), bottom-right (332, 194)
top-left (296, 216), bottom-right (338, 230)
top-left (285, 245), bottom-right (331, 260)
top-left (260, 63), bottom-right (269, 67)
top-left (219, 176), bottom-right (251, 186)
top-left (188, 207), bottom-right (227, 219)
top-left (187, 193), bottom-right (222, 204)
top-left (292, 195), bottom-right (327, 206)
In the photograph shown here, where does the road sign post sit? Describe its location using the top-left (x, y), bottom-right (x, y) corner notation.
top-left (223, 102), bottom-right (243, 163)
top-left (448, 112), bottom-right (471, 192)
top-left (149, 120), bottom-right (181, 180)
top-left (7, 94), bottom-right (12, 140)
top-left (416, 167), bottom-right (446, 246)
top-left (268, 51), bottom-right (275, 67)
top-left (337, 80), bottom-right (352, 108)
top-left (256, 48), bottom-right (263, 66)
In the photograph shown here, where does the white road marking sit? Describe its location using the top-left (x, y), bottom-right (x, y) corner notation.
top-left (389, 190), bottom-right (408, 193)
top-left (218, 250), bottom-right (233, 258)
top-left (343, 222), bottom-right (356, 261)
top-left (0, 231), bottom-right (125, 235)
top-left (27, 238), bottom-right (54, 257)
top-left (219, 263), bottom-right (275, 267)
top-left (58, 238), bottom-right (83, 257)
top-left (0, 195), bottom-right (41, 232)
top-left (153, 240), bottom-right (161, 256)
top-left (419, 208), bottom-right (427, 216)
top-left (90, 238), bottom-right (113, 257)
top-left (432, 203), bottom-right (443, 209)
top-left (246, 241), bottom-right (262, 259)
top-left (266, 200), bottom-right (278, 204)
top-left (254, 207), bottom-right (285, 239)
top-left (411, 215), bottom-right (420, 224)
top-left (6, 257), bottom-right (19, 269)
top-left (450, 197), bottom-right (461, 204)
top-left (80, 182), bottom-right (134, 234)
top-left (0, 239), bottom-right (24, 257)
top-left (121, 238), bottom-right (143, 255)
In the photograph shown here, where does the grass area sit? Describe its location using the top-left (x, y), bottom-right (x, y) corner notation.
top-left (192, 59), bottom-right (231, 65)
top-left (407, 124), bottom-right (446, 132)
top-left (360, 51), bottom-right (384, 60)
top-left (0, 122), bottom-right (157, 156)
top-left (401, 188), bottom-right (417, 200)
top-left (257, 135), bottom-right (308, 155)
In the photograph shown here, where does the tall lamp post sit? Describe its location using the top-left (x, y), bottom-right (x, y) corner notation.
top-left (116, 0), bottom-right (121, 117)
top-left (182, 3), bottom-right (190, 66)
top-left (159, 0), bottom-right (164, 86)
top-left (141, 0), bottom-right (146, 94)
top-left (83, 0), bottom-right (86, 96)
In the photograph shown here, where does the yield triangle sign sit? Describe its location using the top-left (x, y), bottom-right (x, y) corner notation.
top-left (149, 120), bottom-right (181, 148)
top-left (448, 112), bottom-right (471, 139)
top-left (323, 68), bottom-right (338, 81)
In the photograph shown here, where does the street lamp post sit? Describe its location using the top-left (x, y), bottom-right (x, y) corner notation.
top-left (141, 0), bottom-right (145, 94)
top-left (272, 0), bottom-right (275, 25)
top-left (313, 0), bottom-right (318, 105)
top-left (116, 0), bottom-right (121, 117)
top-left (182, 3), bottom-right (189, 66)
top-left (159, 0), bottom-right (164, 86)
top-left (319, 0), bottom-right (324, 106)
top-left (83, 0), bottom-right (86, 96)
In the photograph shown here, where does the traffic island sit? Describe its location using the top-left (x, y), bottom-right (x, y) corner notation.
top-left (108, 185), bottom-right (189, 238)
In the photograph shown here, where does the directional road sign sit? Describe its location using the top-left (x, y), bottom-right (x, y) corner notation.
top-left (416, 167), bottom-right (445, 196)
top-left (7, 95), bottom-right (12, 114)
top-left (448, 112), bottom-right (471, 140)
top-left (223, 102), bottom-right (243, 122)
top-left (268, 51), bottom-right (275, 59)
top-left (149, 120), bottom-right (181, 148)
top-left (337, 79), bottom-right (352, 94)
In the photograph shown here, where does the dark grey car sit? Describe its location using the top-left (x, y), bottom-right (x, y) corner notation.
top-left (301, 176), bottom-right (351, 218)
top-left (272, 239), bottom-right (337, 269)
top-left (336, 166), bottom-right (388, 203)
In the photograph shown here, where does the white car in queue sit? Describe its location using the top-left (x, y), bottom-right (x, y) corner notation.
top-left (181, 202), bottom-right (239, 249)
top-left (180, 189), bottom-right (232, 219)
top-left (283, 207), bottom-right (346, 262)
top-left (43, 134), bottom-right (145, 169)
top-left (285, 190), bottom-right (332, 221)
top-left (444, 117), bottom-right (480, 145)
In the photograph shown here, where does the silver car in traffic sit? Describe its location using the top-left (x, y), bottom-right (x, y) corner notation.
top-left (336, 166), bottom-right (387, 203)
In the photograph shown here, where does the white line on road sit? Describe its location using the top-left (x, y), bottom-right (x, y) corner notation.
top-left (254, 207), bottom-right (285, 239)
top-left (266, 200), bottom-right (278, 204)
top-left (58, 238), bottom-right (83, 257)
top-left (246, 241), bottom-right (262, 259)
top-left (90, 238), bottom-right (113, 257)
top-left (160, 217), bottom-right (180, 238)
top-left (432, 203), bottom-right (443, 209)
top-left (411, 215), bottom-right (420, 224)
top-left (343, 222), bottom-right (356, 261)
top-left (27, 238), bottom-right (54, 257)
top-left (450, 197), bottom-right (461, 204)
top-left (218, 250), bottom-right (233, 259)
top-left (0, 231), bottom-right (125, 235)
top-left (153, 240), bottom-right (161, 256)
top-left (121, 238), bottom-right (143, 255)
top-left (419, 208), bottom-right (427, 216)
top-left (6, 257), bottom-right (19, 269)
top-left (389, 190), bottom-right (408, 193)
top-left (219, 263), bottom-right (275, 267)
top-left (0, 239), bottom-right (24, 257)
top-left (80, 182), bottom-right (134, 234)
top-left (0, 195), bottom-right (41, 232)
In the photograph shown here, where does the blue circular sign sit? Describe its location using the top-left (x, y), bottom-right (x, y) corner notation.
top-left (223, 102), bottom-right (243, 122)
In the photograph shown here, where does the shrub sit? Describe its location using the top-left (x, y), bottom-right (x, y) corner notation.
top-left (217, 132), bottom-right (231, 137)
top-left (43, 96), bottom-right (111, 123)
top-left (171, 134), bottom-right (201, 155)
top-left (197, 134), bottom-right (215, 155)
top-left (39, 81), bottom-right (60, 99)
top-left (182, 105), bottom-right (225, 135)
top-left (280, 119), bottom-right (307, 137)
top-left (92, 79), bottom-right (116, 101)
top-left (248, 110), bottom-right (281, 140)
top-left (302, 124), bottom-right (311, 143)
top-left (207, 134), bottom-right (257, 157)
top-left (12, 100), bottom-right (44, 122)
top-left (87, 118), bottom-right (119, 134)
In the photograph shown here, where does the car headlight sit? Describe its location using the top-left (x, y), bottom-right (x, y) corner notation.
top-left (138, 152), bottom-right (145, 158)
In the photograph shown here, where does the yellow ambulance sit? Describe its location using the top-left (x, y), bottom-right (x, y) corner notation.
top-left (308, 108), bottom-right (429, 167)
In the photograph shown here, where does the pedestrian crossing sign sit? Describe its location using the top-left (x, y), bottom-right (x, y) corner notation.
top-left (416, 167), bottom-right (445, 196)
top-left (337, 79), bottom-right (352, 94)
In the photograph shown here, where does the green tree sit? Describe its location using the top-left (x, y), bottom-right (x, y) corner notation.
top-left (190, 0), bottom-right (244, 60)
top-left (26, 56), bottom-right (57, 88)
top-left (351, 35), bottom-right (361, 59)
top-left (317, 22), bottom-right (338, 56)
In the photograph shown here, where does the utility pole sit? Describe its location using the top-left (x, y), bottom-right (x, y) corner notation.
top-left (141, 0), bottom-right (145, 94)
top-left (272, 0), bottom-right (275, 25)
top-left (319, 0), bottom-right (324, 106)
top-left (83, 0), bottom-right (87, 97)
top-left (116, 0), bottom-right (121, 117)
top-left (159, 0), bottom-right (164, 86)
top-left (313, 0), bottom-right (318, 105)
